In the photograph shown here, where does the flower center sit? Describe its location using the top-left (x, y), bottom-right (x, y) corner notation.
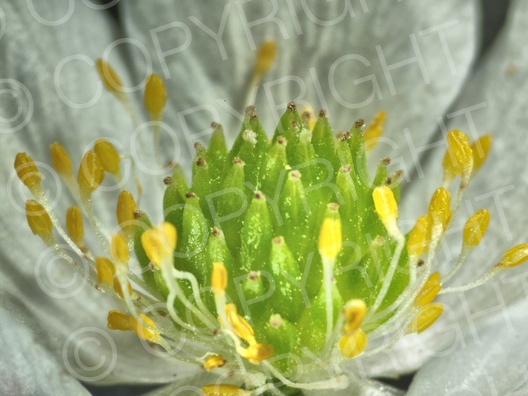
top-left (14, 42), bottom-right (528, 395)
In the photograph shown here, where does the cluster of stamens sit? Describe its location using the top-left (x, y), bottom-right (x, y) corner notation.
top-left (13, 42), bottom-right (528, 396)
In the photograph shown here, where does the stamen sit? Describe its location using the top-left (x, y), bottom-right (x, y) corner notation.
top-left (407, 215), bottom-right (431, 283)
top-left (25, 200), bottom-right (53, 243)
top-left (318, 203), bottom-right (342, 341)
top-left (363, 111), bottom-right (387, 152)
top-left (407, 303), bottom-right (443, 334)
top-left (107, 310), bottom-right (131, 331)
top-left (413, 272), bottom-right (441, 307)
top-left (203, 354), bottom-right (226, 372)
top-left (225, 304), bottom-right (256, 345)
top-left (94, 139), bottom-right (121, 177)
top-left (338, 329), bottom-right (367, 358)
top-left (212, 262), bottom-right (228, 295)
top-left (239, 343), bottom-right (274, 365)
top-left (497, 244), bottom-right (528, 268)
top-left (254, 40), bottom-right (277, 78)
top-left (144, 74), bottom-right (167, 120)
top-left (130, 313), bottom-right (161, 344)
top-left (65, 206), bottom-right (84, 248)
top-left (111, 232), bottom-right (129, 265)
top-left (463, 209), bottom-right (490, 247)
top-left (95, 257), bottom-right (115, 287)
top-left (77, 150), bottom-right (104, 195)
top-left (427, 188), bottom-right (451, 232)
top-left (116, 190), bottom-right (138, 237)
top-left (201, 384), bottom-right (248, 396)
top-left (343, 299), bottom-right (367, 334)
top-left (14, 153), bottom-right (41, 193)
top-left (372, 186), bottom-right (399, 237)
top-left (141, 222), bottom-right (176, 268)
top-left (50, 142), bottom-right (73, 177)
top-left (471, 134), bottom-right (492, 174)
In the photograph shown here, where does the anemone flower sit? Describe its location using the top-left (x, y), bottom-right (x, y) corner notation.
top-left (2, 1), bottom-right (528, 396)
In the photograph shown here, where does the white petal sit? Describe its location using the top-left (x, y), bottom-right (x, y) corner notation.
top-left (0, 307), bottom-right (91, 396)
top-left (0, 1), bottom-right (194, 386)
top-left (388, 0), bottom-right (528, 377)
top-left (407, 298), bottom-right (528, 395)
top-left (121, 0), bottom-right (478, 174)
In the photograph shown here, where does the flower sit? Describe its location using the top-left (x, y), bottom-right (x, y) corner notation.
top-left (1, 1), bottom-right (528, 396)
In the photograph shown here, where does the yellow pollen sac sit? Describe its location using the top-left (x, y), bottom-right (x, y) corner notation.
top-left (203, 354), bottom-right (226, 372)
top-left (318, 206), bottom-right (342, 260)
top-left (130, 313), bottom-right (161, 344)
top-left (113, 277), bottom-right (133, 299)
top-left (116, 190), bottom-right (138, 235)
top-left (343, 300), bottom-right (367, 334)
top-left (96, 58), bottom-right (124, 96)
top-left (141, 222), bottom-right (177, 268)
top-left (66, 206), bottom-right (84, 246)
top-left (407, 215), bottom-right (431, 258)
top-left (463, 209), bottom-right (490, 247)
top-left (77, 150), bottom-right (104, 194)
top-left (225, 304), bottom-right (256, 345)
top-left (497, 244), bottom-right (528, 268)
top-left (95, 257), bottom-right (115, 286)
top-left (240, 343), bottom-right (274, 365)
top-left (144, 74), bottom-right (167, 117)
top-left (408, 303), bottom-right (444, 334)
top-left (94, 139), bottom-right (121, 176)
top-left (212, 262), bottom-right (228, 295)
top-left (201, 384), bottom-right (247, 396)
top-left (372, 186), bottom-right (399, 235)
top-left (254, 40), bottom-right (277, 77)
top-left (25, 200), bottom-right (53, 240)
top-left (414, 272), bottom-right (441, 307)
top-left (338, 329), bottom-right (367, 359)
top-left (107, 310), bottom-right (131, 331)
top-left (445, 130), bottom-right (473, 176)
top-left (364, 111), bottom-right (387, 151)
top-left (49, 142), bottom-right (73, 177)
top-left (111, 233), bottom-right (129, 264)
top-left (14, 152), bottom-right (41, 191)
top-left (470, 134), bottom-right (492, 174)
top-left (427, 188), bottom-right (451, 230)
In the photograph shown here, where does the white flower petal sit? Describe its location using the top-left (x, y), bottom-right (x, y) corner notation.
top-left (0, 307), bottom-right (91, 396)
top-left (121, 0), bottom-right (478, 175)
top-left (0, 1), bottom-right (195, 386)
top-left (407, 298), bottom-right (528, 395)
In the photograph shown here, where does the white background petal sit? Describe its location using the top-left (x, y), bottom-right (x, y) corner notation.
top-left (121, 0), bottom-right (478, 177)
top-left (407, 298), bottom-right (528, 395)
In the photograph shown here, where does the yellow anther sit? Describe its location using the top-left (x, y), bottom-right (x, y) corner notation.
top-left (50, 142), bottom-right (73, 177)
top-left (113, 277), bottom-right (133, 299)
top-left (318, 205), bottom-right (342, 260)
top-left (240, 343), bottom-right (274, 365)
top-left (66, 206), bottom-right (84, 246)
top-left (444, 130), bottom-right (473, 177)
top-left (343, 300), bottom-right (367, 334)
top-left (144, 74), bottom-right (167, 117)
top-left (202, 384), bottom-right (246, 396)
top-left (111, 233), bottom-right (129, 264)
top-left (471, 134), bottom-right (492, 174)
top-left (427, 188), bottom-right (451, 230)
top-left (25, 200), bottom-right (53, 240)
top-left (338, 329), bottom-right (367, 358)
top-left (141, 222), bottom-right (177, 268)
top-left (77, 150), bottom-right (104, 194)
top-left (95, 257), bottom-right (115, 286)
top-left (414, 272), bottom-right (441, 307)
top-left (372, 186), bottom-right (399, 235)
top-left (407, 215), bottom-right (431, 258)
top-left (212, 262), bottom-right (228, 295)
top-left (254, 40), bottom-right (277, 77)
top-left (107, 310), bottom-right (132, 331)
top-left (96, 58), bottom-right (124, 96)
top-left (93, 139), bottom-right (120, 175)
top-left (130, 313), bottom-right (161, 344)
top-left (408, 303), bottom-right (444, 334)
top-left (116, 190), bottom-right (138, 235)
top-left (364, 111), bottom-right (387, 151)
top-left (14, 152), bottom-right (41, 191)
top-left (497, 244), bottom-right (528, 268)
top-left (225, 304), bottom-right (256, 345)
top-left (463, 209), bottom-right (490, 247)
top-left (203, 354), bottom-right (226, 372)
